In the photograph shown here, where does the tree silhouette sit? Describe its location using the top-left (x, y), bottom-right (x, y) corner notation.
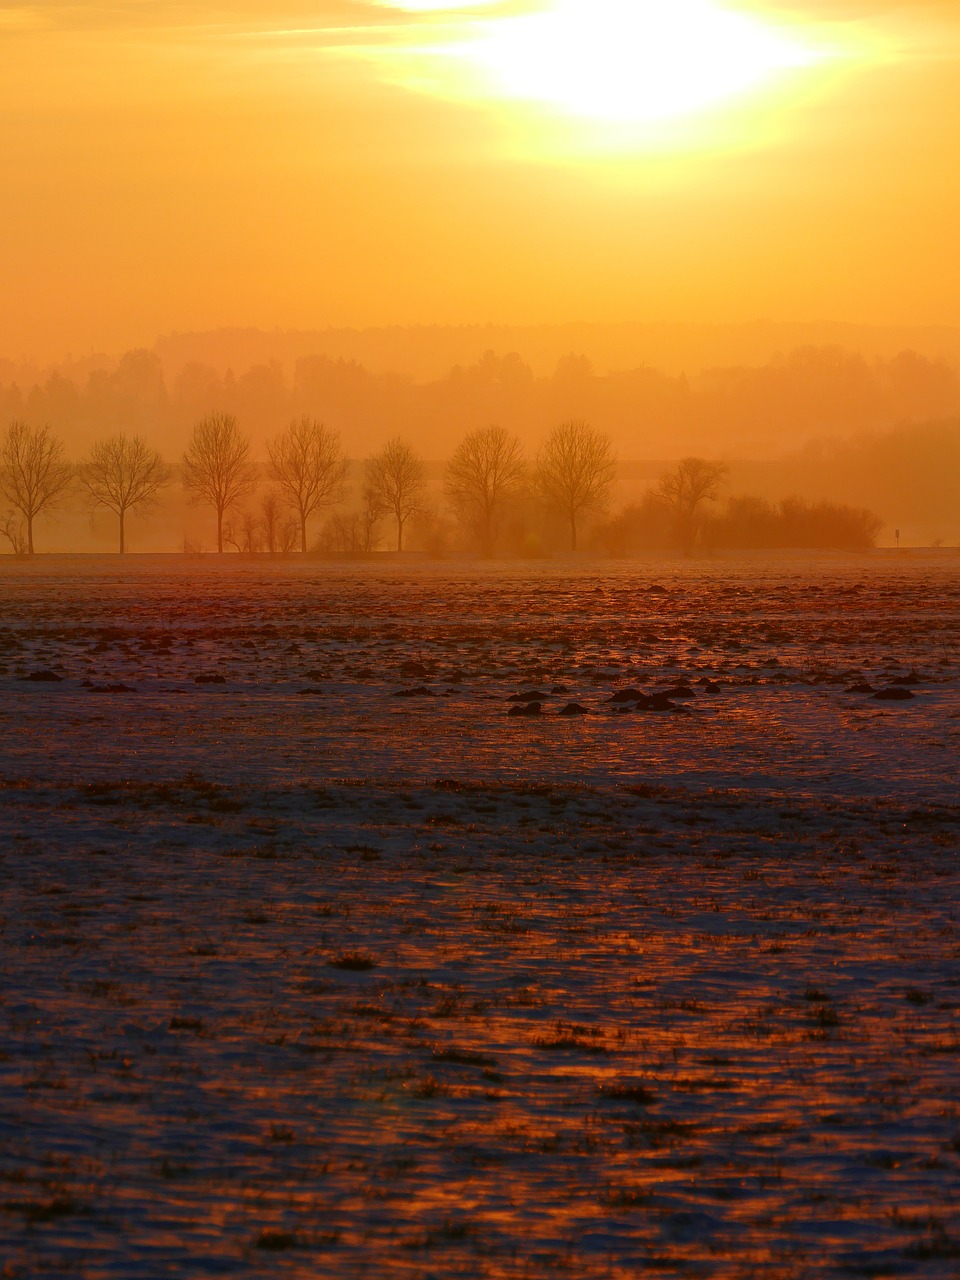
top-left (1, 510), bottom-right (27, 556)
top-left (365, 437), bottom-right (426, 552)
top-left (445, 425), bottom-right (526, 556)
top-left (0, 421), bottom-right (73, 554)
top-left (703, 493), bottom-right (881, 551)
top-left (360, 483), bottom-right (386, 552)
top-left (223, 508), bottom-right (263, 554)
top-left (267, 417), bottom-right (348, 553)
top-left (536, 419), bottom-right (615, 552)
top-left (182, 414), bottom-right (257, 553)
top-left (79, 434), bottom-right (168, 553)
top-left (318, 494), bottom-right (383, 555)
top-left (260, 489), bottom-right (299, 554)
top-left (655, 456), bottom-right (728, 555)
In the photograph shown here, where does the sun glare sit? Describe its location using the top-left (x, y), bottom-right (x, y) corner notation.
top-left (465, 0), bottom-right (824, 125)
top-left (355, 0), bottom-right (849, 157)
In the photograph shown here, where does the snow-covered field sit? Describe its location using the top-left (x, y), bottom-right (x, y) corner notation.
top-left (1, 555), bottom-right (958, 1277)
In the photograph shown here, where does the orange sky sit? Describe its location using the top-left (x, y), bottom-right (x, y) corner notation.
top-left (2, 1), bottom-right (959, 361)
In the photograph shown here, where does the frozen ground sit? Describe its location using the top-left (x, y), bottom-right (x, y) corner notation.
top-left (1, 554), bottom-right (958, 1277)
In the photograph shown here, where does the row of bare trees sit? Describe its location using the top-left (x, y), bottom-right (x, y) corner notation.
top-left (13, 413), bottom-right (848, 556)
top-left (188, 419), bottom-right (619, 556)
top-left (182, 414), bottom-right (352, 554)
top-left (180, 417), bottom-right (429, 555)
top-left (443, 420), bottom-right (617, 554)
top-left (0, 422), bottom-right (168, 555)
top-left (1, 416), bottom-right (626, 555)
top-left (0, 416), bottom-right (349, 556)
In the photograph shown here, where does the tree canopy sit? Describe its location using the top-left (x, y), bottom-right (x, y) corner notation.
top-left (0, 421), bottom-right (73, 554)
top-left (445, 425), bottom-right (526, 555)
top-left (536, 419), bottom-right (615, 552)
top-left (79, 434), bottom-right (168, 553)
top-left (182, 414), bottom-right (256, 553)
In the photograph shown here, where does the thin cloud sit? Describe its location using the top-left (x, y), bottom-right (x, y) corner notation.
top-left (0, 2), bottom-right (375, 35)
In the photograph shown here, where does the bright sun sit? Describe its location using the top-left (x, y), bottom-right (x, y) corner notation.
top-left (359, 0), bottom-right (854, 157)
top-left (465, 0), bottom-right (824, 125)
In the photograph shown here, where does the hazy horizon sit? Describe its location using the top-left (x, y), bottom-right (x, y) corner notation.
top-left (6, 317), bottom-right (960, 383)
top-left (3, 316), bottom-right (959, 552)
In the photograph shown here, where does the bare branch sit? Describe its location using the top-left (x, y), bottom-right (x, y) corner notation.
top-left (223, 508), bottom-right (263, 554)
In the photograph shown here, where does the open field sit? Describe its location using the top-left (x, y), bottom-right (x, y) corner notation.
top-left (1, 555), bottom-right (959, 1277)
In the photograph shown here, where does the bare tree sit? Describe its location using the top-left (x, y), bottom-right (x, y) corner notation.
top-left (321, 485), bottom-right (385, 554)
top-left (268, 417), bottom-right (348, 553)
top-left (654, 456), bottom-right (728, 555)
top-left (182, 414), bottom-right (257, 553)
top-left (260, 489), bottom-right (299, 554)
top-left (223, 508), bottom-right (263, 554)
top-left (319, 490), bottom-right (384, 555)
top-left (365, 437), bottom-right (427, 552)
top-left (1, 510), bottom-right (28, 556)
top-left (536, 419), bottom-right (615, 552)
top-left (319, 511), bottom-right (360, 555)
top-left (0, 421), bottom-right (73, 554)
top-left (445, 425), bottom-right (526, 555)
top-left (358, 484), bottom-right (385, 553)
top-left (78, 433), bottom-right (168, 553)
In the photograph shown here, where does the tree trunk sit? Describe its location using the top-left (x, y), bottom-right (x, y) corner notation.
top-left (569, 513), bottom-right (577, 553)
top-left (300, 517), bottom-right (307, 554)
top-left (397, 517), bottom-right (404, 553)
top-left (119, 508), bottom-right (125, 555)
top-left (27, 512), bottom-right (34, 555)
top-left (217, 507), bottom-right (224, 554)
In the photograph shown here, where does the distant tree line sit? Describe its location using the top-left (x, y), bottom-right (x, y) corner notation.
top-left (0, 417), bottom-right (889, 557)
top-left (1, 343), bottom-right (957, 464)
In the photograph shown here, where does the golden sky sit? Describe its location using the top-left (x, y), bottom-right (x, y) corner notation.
top-left (2, 1), bottom-right (958, 359)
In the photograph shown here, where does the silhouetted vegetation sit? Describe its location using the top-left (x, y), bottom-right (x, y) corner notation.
top-left (536, 419), bottom-right (615, 552)
top-left (182, 414), bottom-right (257, 553)
top-left (1, 332), bottom-right (956, 553)
top-left (259, 490), bottom-right (299, 554)
top-left (1, 509), bottom-right (27, 556)
top-left (0, 421), bottom-right (73, 554)
top-left (366, 437), bottom-right (427, 552)
top-left (3, 339), bottom-right (957, 465)
top-left (79, 434), bottom-right (168, 553)
top-left (654, 457), bottom-right (728, 556)
top-left (267, 417), bottom-right (348, 553)
top-left (445, 425), bottom-right (526, 556)
top-left (703, 496), bottom-right (883, 551)
top-left (593, 487), bottom-right (884, 554)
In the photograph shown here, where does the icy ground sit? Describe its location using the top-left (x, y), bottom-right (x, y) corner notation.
top-left (1, 555), bottom-right (958, 1277)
